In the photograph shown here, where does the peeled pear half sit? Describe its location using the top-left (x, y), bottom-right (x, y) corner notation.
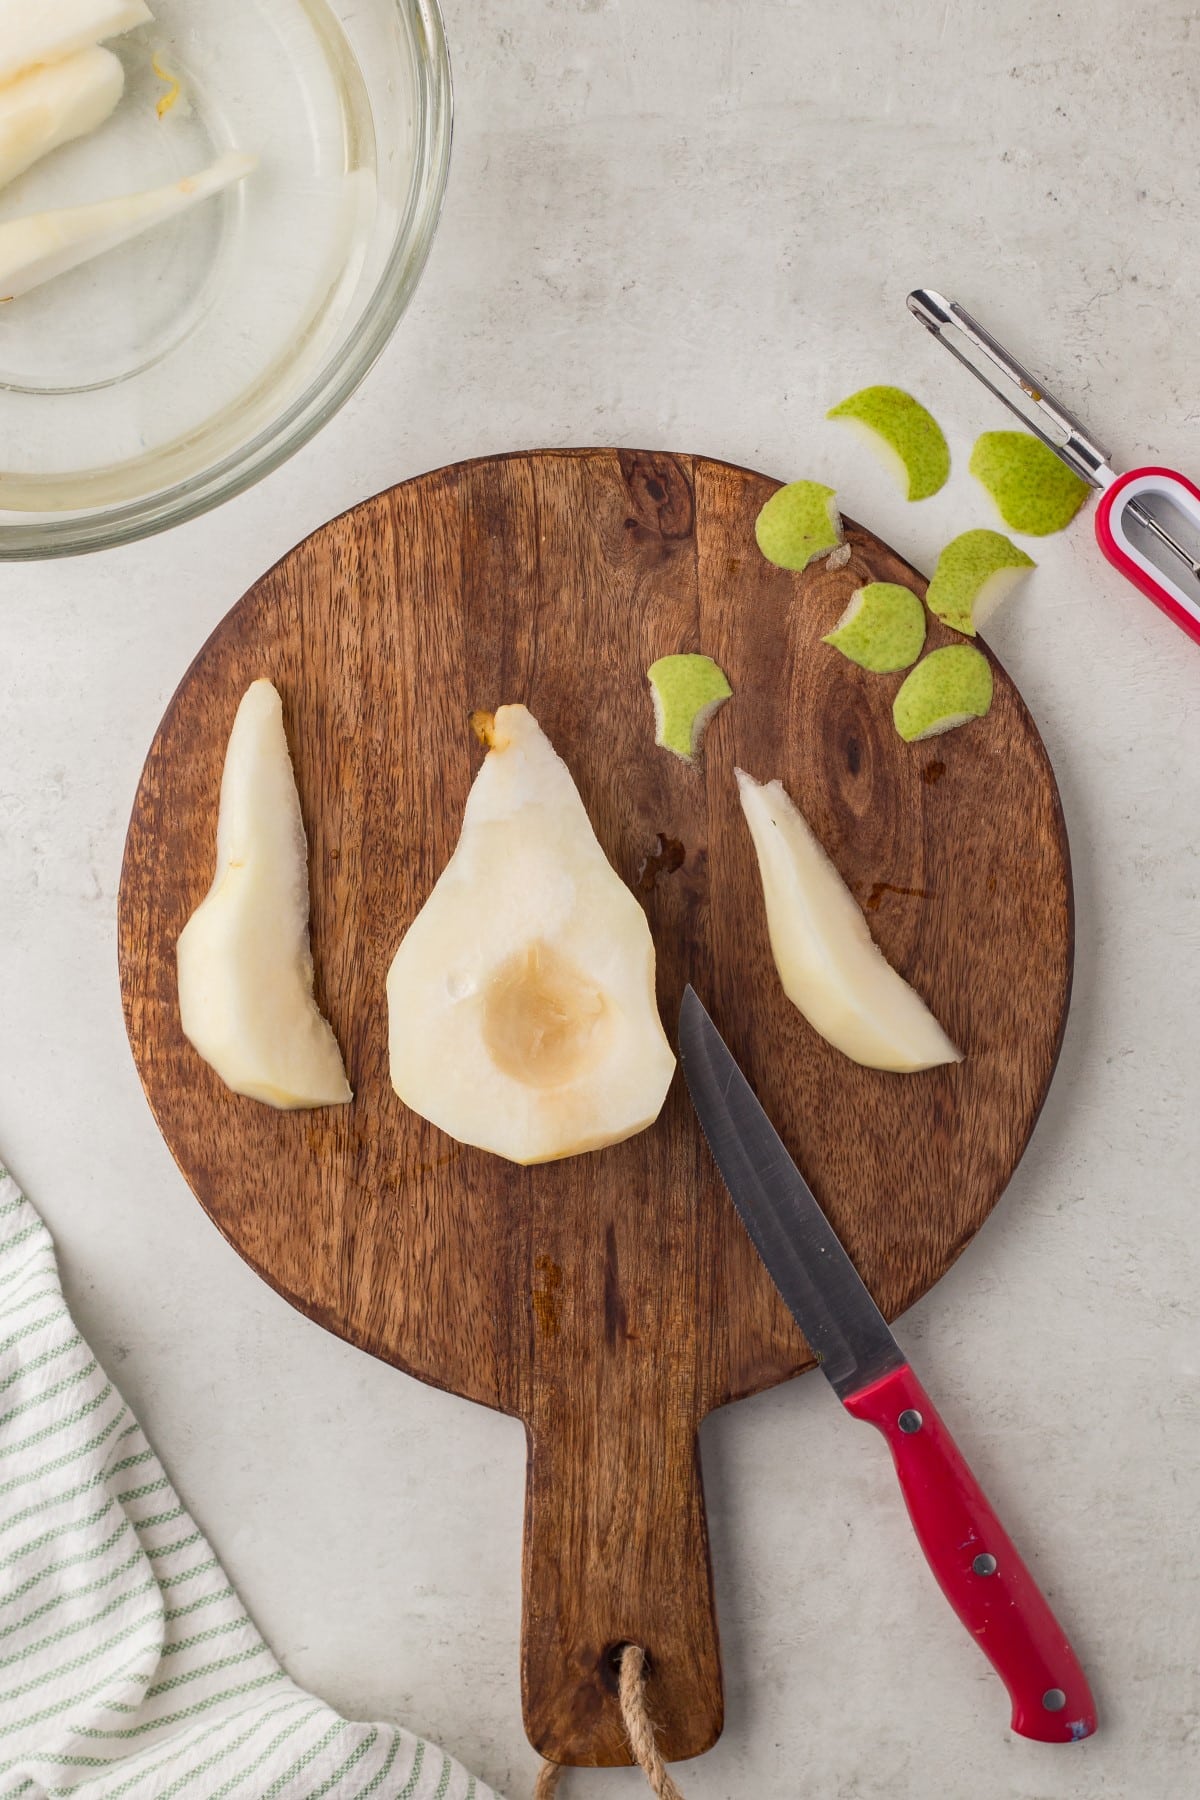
top-left (387, 705), bottom-right (675, 1164)
top-left (737, 769), bottom-right (961, 1073)
top-left (176, 680), bottom-right (352, 1110)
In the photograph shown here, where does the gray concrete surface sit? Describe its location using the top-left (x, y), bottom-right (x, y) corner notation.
top-left (2, 3), bottom-right (1197, 1795)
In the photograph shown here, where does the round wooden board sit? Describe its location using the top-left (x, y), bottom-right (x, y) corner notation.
top-left (119, 449), bottom-right (1072, 1767)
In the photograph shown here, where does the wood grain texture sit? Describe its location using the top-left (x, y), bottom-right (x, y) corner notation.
top-left (118, 449), bottom-right (1073, 1768)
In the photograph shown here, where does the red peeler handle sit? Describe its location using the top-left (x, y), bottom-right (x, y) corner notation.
top-left (843, 1364), bottom-right (1097, 1742)
top-left (1094, 466), bottom-right (1200, 645)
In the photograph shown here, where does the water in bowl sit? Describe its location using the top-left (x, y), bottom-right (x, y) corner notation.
top-left (0, 0), bottom-right (385, 509)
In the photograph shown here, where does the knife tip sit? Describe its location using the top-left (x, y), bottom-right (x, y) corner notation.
top-left (678, 982), bottom-right (706, 1035)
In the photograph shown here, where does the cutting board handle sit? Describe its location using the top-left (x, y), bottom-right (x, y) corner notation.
top-left (521, 1384), bottom-right (723, 1767)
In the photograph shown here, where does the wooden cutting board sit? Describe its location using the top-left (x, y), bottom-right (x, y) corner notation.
top-left (118, 449), bottom-right (1072, 1769)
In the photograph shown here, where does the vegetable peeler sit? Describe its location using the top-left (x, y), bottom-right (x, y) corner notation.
top-left (909, 287), bottom-right (1200, 645)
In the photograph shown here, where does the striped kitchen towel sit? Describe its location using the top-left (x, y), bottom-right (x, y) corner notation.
top-left (0, 1163), bottom-right (496, 1799)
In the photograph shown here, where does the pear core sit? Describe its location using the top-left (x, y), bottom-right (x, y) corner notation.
top-left (483, 942), bottom-right (612, 1088)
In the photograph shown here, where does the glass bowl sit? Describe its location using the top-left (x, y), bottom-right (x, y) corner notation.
top-left (0, 0), bottom-right (451, 559)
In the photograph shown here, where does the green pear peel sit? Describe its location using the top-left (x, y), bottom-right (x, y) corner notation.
top-left (647, 654), bottom-right (732, 761)
top-left (926, 530), bottom-right (1035, 636)
top-left (893, 645), bottom-right (994, 742)
top-left (823, 581), bottom-right (926, 672)
top-left (755, 480), bottom-right (843, 570)
top-left (969, 432), bottom-right (1089, 536)
top-left (827, 386), bottom-right (950, 500)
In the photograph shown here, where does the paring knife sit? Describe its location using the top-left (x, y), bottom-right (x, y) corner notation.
top-left (677, 987), bottom-right (1097, 1743)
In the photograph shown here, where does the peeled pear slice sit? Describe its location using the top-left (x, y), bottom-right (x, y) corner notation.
top-left (387, 705), bottom-right (675, 1165)
top-left (0, 0), bottom-right (152, 89)
top-left (736, 769), bottom-right (961, 1073)
top-left (0, 47), bottom-right (124, 195)
top-left (0, 151), bottom-right (255, 300)
top-left (176, 680), bottom-right (352, 1110)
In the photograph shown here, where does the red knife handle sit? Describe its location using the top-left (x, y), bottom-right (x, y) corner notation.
top-left (843, 1363), bottom-right (1097, 1742)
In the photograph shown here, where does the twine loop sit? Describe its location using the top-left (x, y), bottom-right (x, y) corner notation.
top-left (534, 1645), bottom-right (685, 1799)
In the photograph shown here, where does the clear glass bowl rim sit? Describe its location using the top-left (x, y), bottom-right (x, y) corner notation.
top-left (0, 0), bottom-right (453, 562)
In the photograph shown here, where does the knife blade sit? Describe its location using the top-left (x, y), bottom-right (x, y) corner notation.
top-left (678, 986), bottom-right (1097, 1743)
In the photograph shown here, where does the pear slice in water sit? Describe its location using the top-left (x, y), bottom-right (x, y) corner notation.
top-left (176, 680), bottom-right (352, 1110)
top-left (736, 768), bottom-right (961, 1073)
top-left (0, 47), bottom-right (125, 194)
top-left (0, 0), bottom-right (152, 88)
top-left (0, 151), bottom-right (256, 301)
top-left (387, 705), bottom-right (676, 1165)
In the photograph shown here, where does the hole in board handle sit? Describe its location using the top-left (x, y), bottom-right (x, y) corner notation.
top-left (601, 1641), bottom-right (651, 1693)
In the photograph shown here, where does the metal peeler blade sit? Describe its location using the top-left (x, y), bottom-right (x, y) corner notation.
top-left (907, 288), bottom-right (1200, 580)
